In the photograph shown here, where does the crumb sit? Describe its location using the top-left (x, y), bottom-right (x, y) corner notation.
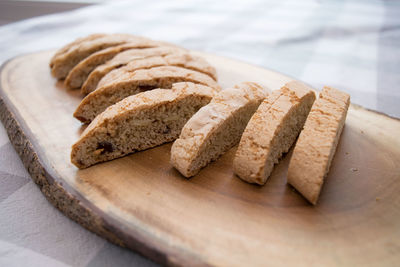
top-left (376, 197), bottom-right (380, 201)
top-left (361, 130), bottom-right (364, 134)
top-left (345, 152), bottom-right (349, 155)
top-left (350, 168), bottom-right (358, 172)
top-left (147, 192), bottom-right (151, 196)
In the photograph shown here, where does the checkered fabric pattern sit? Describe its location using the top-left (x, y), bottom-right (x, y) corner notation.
top-left (0, 0), bottom-right (399, 266)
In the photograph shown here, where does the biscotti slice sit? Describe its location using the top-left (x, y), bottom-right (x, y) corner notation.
top-left (65, 41), bottom-right (176, 89)
top-left (287, 87), bottom-right (350, 205)
top-left (50, 34), bottom-right (106, 68)
top-left (71, 82), bottom-right (217, 169)
top-left (50, 33), bottom-right (149, 79)
top-left (74, 66), bottom-right (221, 123)
top-left (171, 82), bottom-right (270, 177)
top-left (123, 52), bottom-right (218, 81)
top-left (233, 81), bottom-right (316, 185)
top-left (96, 53), bottom-right (217, 91)
top-left (81, 46), bottom-right (186, 94)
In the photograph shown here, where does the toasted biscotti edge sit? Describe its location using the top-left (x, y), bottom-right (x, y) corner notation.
top-left (233, 81), bottom-right (316, 185)
top-left (171, 82), bottom-right (270, 177)
top-left (71, 82), bottom-right (217, 168)
top-left (287, 86), bottom-right (350, 205)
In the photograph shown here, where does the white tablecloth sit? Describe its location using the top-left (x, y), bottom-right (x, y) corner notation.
top-left (0, 0), bottom-right (399, 266)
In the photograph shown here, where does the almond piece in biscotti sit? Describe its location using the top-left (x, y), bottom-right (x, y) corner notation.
top-left (71, 82), bottom-right (217, 169)
top-left (233, 81), bottom-right (316, 185)
top-left (171, 82), bottom-right (269, 177)
top-left (73, 66), bottom-right (221, 123)
top-left (287, 86), bottom-right (350, 205)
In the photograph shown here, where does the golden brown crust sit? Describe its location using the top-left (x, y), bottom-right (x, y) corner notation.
top-left (233, 81), bottom-right (316, 185)
top-left (287, 86), bottom-right (350, 205)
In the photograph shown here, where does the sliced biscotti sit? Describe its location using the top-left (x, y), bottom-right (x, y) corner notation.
top-left (50, 33), bottom-right (150, 79)
top-left (287, 87), bottom-right (350, 205)
top-left (50, 34), bottom-right (106, 68)
top-left (95, 53), bottom-right (218, 92)
top-left (171, 82), bottom-right (270, 177)
top-left (65, 41), bottom-right (177, 89)
top-left (74, 66), bottom-right (221, 123)
top-left (233, 81), bottom-right (316, 185)
top-left (123, 52), bottom-right (218, 81)
top-left (71, 82), bottom-right (217, 169)
top-left (81, 46), bottom-right (187, 94)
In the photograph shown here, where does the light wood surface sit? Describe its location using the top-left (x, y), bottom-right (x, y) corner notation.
top-left (1, 50), bottom-right (400, 266)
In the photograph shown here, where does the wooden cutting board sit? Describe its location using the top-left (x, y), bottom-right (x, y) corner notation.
top-left (1, 50), bottom-right (399, 266)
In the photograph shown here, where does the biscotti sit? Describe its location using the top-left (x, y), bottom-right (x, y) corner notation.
top-left (82, 50), bottom-right (217, 95)
top-left (122, 53), bottom-right (217, 81)
top-left (73, 66), bottom-right (221, 123)
top-left (171, 82), bottom-right (269, 177)
top-left (50, 33), bottom-right (149, 79)
top-left (81, 46), bottom-right (186, 94)
top-left (64, 42), bottom-right (174, 89)
top-left (98, 54), bottom-right (217, 90)
top-left (287, 86), bottom-right (350, 205)
top-left (233, 81), bottom-right (316, 185)
top-left (50, 34), bottom-right (106, 68)
top-left (71, 82), bottom-right (217, 169)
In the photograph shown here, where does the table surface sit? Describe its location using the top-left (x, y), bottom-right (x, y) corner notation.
top-left (0, 0), bottom-right (399, 266)
top-left (0, 0), bottom-right (90, 26)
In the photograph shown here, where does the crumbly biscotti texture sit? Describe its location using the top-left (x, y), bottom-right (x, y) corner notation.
top-left (73, 66), bottom-right (221, 123)
top-left (287, 86), bottom-right (350, 205)
top-left (50, 33), bottom-right (149, 79)
top-left (171, 82), bottom-right (270, 177)
top-left (64, 41), bottom-right (173, 89)
top-left (233, 81), bottom-right (316, 185)
top-left (81, 46), bottom-right (186, 94)
top-left (71, 82), bottom-right (217, 169)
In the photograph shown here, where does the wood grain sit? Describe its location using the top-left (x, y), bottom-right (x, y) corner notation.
top-left (1, 50), bottom-right (400, 266)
